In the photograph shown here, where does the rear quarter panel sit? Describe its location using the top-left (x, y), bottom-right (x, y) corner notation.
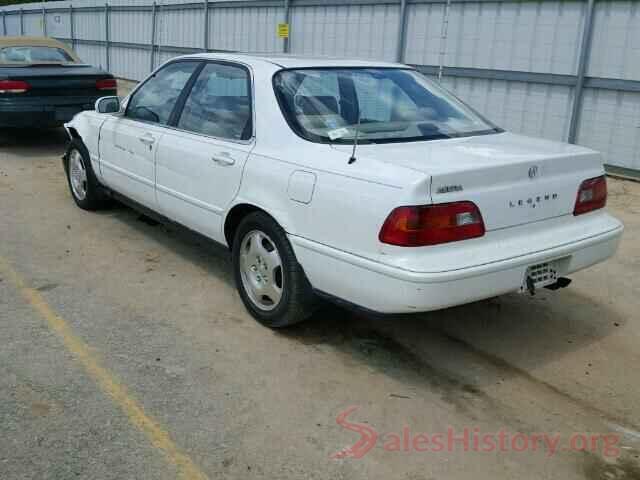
top-left (234, 143), bottom-right (429, 263)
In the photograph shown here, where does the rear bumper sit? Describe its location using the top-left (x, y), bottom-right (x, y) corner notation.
top-left (290, 211), bottom-right (624, 313)
top-left (0, 98), bottom-right (100, 127)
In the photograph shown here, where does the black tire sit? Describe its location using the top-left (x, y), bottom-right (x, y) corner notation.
top-left (64, 138), bottom-right (109, 210)
top-left (232, 211), bottom-right (317, 328)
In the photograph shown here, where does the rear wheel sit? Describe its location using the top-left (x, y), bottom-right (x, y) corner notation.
top-left (232, 212), bottom-right (317, 328)
top-left (64, 139), bottom-right (109, 210)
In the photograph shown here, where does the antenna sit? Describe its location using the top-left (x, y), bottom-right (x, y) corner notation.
top-left (348, 111), bottom-right (362, 165)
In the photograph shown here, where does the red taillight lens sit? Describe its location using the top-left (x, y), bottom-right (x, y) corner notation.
top-left (0, 80), bottom-right (30, 93)
top-left (379, 201), bottom-right (486, 247)
top-left (573, 175), bottom-right (607, 216)
top-left (96, 78), bottom-right (117, 91)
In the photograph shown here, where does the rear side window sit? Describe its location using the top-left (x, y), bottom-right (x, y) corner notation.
top-left (0, 46), bottom-right (75, 64)
top-left (126, 61), bottom-right (200, 125)
top-left (177, 63), bottom-right (252, 141)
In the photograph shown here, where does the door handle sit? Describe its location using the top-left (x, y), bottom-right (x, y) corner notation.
top-left (211, 152), bottom-right (235, 166)
top-left (139, 134), bottom-right (155, 145)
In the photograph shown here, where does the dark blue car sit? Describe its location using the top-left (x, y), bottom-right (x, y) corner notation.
top-left (0, 36), bottom-right (116, 128)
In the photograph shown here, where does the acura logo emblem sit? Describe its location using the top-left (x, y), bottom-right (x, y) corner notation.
top-left (528, 166), bottom-right (539, 179)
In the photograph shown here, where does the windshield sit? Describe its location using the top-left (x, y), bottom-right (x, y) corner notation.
top-left (273, 68), bottom-right (500, 144)
top-left (0, 46), bottom-right (77, 64)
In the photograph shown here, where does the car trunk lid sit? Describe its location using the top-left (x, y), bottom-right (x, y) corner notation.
top-left (0, 64), bottom-right (115, 97)
top-left (331, 132), bottom-right (604, 231)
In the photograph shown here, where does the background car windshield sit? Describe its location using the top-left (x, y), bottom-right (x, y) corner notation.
top-left (273, 68), bottom-right (499, 144)
top-left (0, 46), bottom-right (76, 64)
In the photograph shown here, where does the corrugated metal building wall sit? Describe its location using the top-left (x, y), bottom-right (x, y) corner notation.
top-left (1, 0), bottom-right (639, 175)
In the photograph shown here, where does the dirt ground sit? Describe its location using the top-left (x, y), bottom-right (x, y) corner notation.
top-left (0, 119), bottom-right (639, 479)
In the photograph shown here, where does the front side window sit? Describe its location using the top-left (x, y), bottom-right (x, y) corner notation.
top-left (273, 68), bottom-right (500, 144)
top-left (177, 63), bottom-right (252, 141)
top-left (0, 46), bottom-right (76, 64)
top-left (126, 61), bottom-right (200, 125)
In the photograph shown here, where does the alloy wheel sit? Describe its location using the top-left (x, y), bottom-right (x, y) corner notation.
top-left (239, 230), bottom-right (284, 311)
top-left (68, 149), bottom-right (88, 201)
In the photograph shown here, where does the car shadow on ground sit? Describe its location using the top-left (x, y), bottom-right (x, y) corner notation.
top-left (106, 200), bottom-right (622, 405)
top-left (287, 293), bottom-right (620, 394)
top-left (20, 128), bottom-right (621, 423)
top-left (0, 127), bottom-right (69, 157)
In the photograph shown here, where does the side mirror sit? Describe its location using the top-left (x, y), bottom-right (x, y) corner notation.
top-left (95, 96), bottom-right (121, 114)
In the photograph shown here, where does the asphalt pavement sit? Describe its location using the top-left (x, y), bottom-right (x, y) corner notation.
top-left (1, 126), bottom-right (639, 480)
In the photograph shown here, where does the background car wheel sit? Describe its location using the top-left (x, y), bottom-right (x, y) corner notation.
top-left (232, 212), bottom-right (317, 328)
top-left (64, 139), bottom-right (109, 210)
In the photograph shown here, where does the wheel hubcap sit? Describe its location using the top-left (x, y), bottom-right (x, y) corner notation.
top-left (69, 149), bottom-right (87, 201)
top-left (239, 230), bottom-right (284, 311)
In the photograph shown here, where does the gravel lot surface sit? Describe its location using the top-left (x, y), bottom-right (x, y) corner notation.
top-left (1, 112), bottom-right (639, 479)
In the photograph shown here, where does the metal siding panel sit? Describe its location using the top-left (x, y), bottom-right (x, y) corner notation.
top-left (110, 10), bottom-right (153, 45)
top-left (405, 3), bottom-right (451, 66)
top-left (5, 15), bottom-right (20, 36)
top-left (439, 76), bottom-right (572, 142)
top-left (22, 12), bottom-right (43, 36)
top-left (110, 45), bottom-right (151, 80)
top-left (289, 4), bottom-right (399, 61)
top-left (589, 1), bottom-right (640, 81)
top-left (46, 10), bottom-right (71, 38)
top-left (75, 43), bottom-right (108, 70)
top-left (578, 88), bottom-right (640, 170)
top-left (159, 7), bottom-right (204, 48)
top-left (209, 6), bottom-right (282, 53)
top-left (75, 10), bottom-right (106, 41)
top-left (405, 1), bottom-right (583, 75)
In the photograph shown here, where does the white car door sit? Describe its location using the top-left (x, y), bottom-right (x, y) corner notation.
top-left (99, 61), bottom-right (202, 208)
top-left (155, 62), bottom-right (254, 243)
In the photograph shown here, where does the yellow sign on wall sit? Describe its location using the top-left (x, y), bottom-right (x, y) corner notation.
top-left (277, 23), bottom-right (290, 39)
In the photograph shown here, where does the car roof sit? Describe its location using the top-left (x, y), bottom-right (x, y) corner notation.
top-left (179, 52), bottom-right (407, 70)
top-left (0, 36), bottom-right (68, 48)
top-left (0, 36), bottom-right (81, 63)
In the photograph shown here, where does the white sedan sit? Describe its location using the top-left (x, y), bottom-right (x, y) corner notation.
top-left (63, 53), bottom-right (624, 328)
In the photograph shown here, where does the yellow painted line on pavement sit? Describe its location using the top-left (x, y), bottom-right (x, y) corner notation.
top-left (0, 256), bottom-right (209, 480)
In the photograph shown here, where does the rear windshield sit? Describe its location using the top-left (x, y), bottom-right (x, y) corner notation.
top-left (0, 46), bottom-right (76, 64)
top-left (273, 68), bottom-right (500, 144)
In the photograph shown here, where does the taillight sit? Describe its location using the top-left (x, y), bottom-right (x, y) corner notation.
top-left (379, 201), bottom-right (485, 247)
top-left (0, 80), bottom-right (30, 93)
top-left (96, 78), bottom-right (117, 91)
top-left (573, 175), bottom-right (607, 216)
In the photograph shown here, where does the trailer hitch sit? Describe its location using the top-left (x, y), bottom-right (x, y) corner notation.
top-left (526, 276), bottom-right (536, 296)
top-left (545, 277), bottom-right (572, 291)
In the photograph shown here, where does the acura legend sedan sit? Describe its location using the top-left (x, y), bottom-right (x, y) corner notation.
top-left (63, 54), bottom-right (623, 328)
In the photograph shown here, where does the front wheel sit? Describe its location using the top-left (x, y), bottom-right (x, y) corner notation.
top-left (64, 139), bottom-right (108, 210)
top-left (232, 212), bottom-right (317, 328)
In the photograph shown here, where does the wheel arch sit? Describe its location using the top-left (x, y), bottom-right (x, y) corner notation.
top-left (62, 126), bottom-right (81, 170)
top-left (66, 126), bottom-right (81, 140)
top-left (64, 112), bottom-right (92, 143)
top-left (63, 136), bottom-right (87, 173)
top-left (223, 202), bottom-right (295, 249)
